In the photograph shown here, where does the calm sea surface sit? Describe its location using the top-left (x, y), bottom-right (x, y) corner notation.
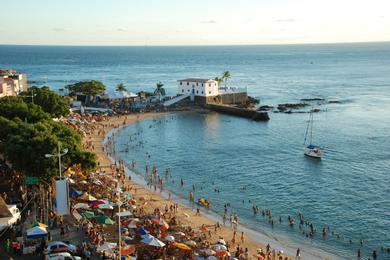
top-left (1, 43), bottom-right (390, 259)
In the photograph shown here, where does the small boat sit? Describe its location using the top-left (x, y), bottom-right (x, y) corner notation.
top-left (303, 110), bottom-right (323, 159)
top-left (197, 198), bottom-right (210, 208)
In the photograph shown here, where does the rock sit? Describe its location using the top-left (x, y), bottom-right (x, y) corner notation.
top-left (300, 98), bottom-right (325, 102)
top-left (328, 100), bottom-right (341, 104)
top-left (258, 105), bottom-right (274, 111)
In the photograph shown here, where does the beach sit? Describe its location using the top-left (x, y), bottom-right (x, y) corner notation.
top-left (84, 111), bottom-right (340, 260)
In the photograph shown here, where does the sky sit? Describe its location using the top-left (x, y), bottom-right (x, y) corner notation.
top-left (1, 0), bottom-right (390, 46)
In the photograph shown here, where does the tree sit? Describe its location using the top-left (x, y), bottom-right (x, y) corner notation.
top-left (66, 80), bottom-right (106, 104)
top-left (0, 96), bottom-right (50, 123)
top-left (154, 82), bottom-right (166, 100)
top-left (20, 86), bottom-right (70, 117)
top-left (0, 117), bottom-right (96, 181)
top-left (222, 71), bottom-right (231, 88)
top-left (214, 77), bottom-right (223, 85)
top-left (116, 83), bottom-right (127, 92)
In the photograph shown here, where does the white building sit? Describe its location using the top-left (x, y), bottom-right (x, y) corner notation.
top-left (177, 78), bottom-right (219, 97)
top-left (0, 69), bottom-right (28, 98)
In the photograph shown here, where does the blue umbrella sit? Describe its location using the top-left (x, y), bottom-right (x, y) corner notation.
top-left (137, 228), bottom-right (149, 235)
top-left (117, 227), bottom-right (129, 233)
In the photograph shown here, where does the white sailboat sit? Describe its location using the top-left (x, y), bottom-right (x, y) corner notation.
top-left (303, 110), bottom-right (323, 159)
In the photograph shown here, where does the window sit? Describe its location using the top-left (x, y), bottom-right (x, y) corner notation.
top-left (196, 82), bottom-right (198, 86)
top-left (196, 90), bottom-right (198, 94)
top-left (202, 91), bottom-right (204, 94)
top-left (187, 82), bottom-right (189, 85)
top-left (180, 82), bottom-right (182, 85)
top-left (209, 83), bottom-right (211, 87)
top-left (202, 83), bottom-right (204, 86)
top-left (209, 91), bottom-right (211, 94)
top-left (182, 89), bottom-right (184, 93)
top-left (187, 89), bottom-right (190, 92)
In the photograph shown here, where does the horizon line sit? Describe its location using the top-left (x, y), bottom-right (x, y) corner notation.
top-left (1, 40), bottom-right (389, 48)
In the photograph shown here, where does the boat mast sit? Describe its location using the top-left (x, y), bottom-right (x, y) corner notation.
top-left (309, 111), bottom-right (313, 144)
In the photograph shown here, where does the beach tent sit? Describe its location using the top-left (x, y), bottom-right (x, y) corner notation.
top-left (95, 215), bottom-right (115, 225)
top-left (26, 226), bottom-right (48, 239)
top-left (141, 234), bottom-right (165, 247)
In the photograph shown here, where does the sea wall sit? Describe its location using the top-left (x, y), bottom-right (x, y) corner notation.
top-left (194, 93), bottom-right (248, 105)
top-left (205, 104), bottom-right (270, 121)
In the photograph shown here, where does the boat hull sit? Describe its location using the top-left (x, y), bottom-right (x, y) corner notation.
top-left (304, 146), bottom-right (323, 159)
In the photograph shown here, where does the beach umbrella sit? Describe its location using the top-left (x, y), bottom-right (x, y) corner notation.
top-left (120, 245), bottom-right (136, 255)
top-left (217, 238), bottom-right (226, 245)
top-left (159, 219), bottom-right (170, 231)
top-left (26, 226), bottom-right (48, 239)
top-left (137, 228), bottom-right (149, 235)
top-left (117, 227), bottom-right (129, 233)
top-left (95, 215), bottom-right (115, 225)
top-left (32, 222), bottom-right (48, 228)
top-left (127, 220), bottom-right (139, 229)
top-left (185, 240), bottom-right (197, 247)
top-left (69, 187), bottom-right (83, 197)
top-left (96, 242), bottom-right (117, 252)
top-left (165, 235), bottom-right (175, 242)
top-left (208, 256), bottom-right (217, 260)
top-left (79, 180), bottom-right (88, 184)
top-left (173, 242), bottom-right (192, 251)
top-left (201, 248), bottom-right (215, 256)
top-left (98, 204), bottom-right (114, 210)
top-left (141, 234), bottom-right (165, 247)
top-left (74, 203), bottom-right (90, 209)
top-left (175, 231), bottom-right (186, 237)
top-left (82, 211), bottom-right (95, 219)
top-left (80, 193), bottom-right (97, 201)
top-left (213, 244), bottom-right (227, 251)
top-left (215, 250), bottom-right (230, 257)
top-left (151, 218), bottom-right (160, 225)
top-left (90, 200), bottom-right (105, 207)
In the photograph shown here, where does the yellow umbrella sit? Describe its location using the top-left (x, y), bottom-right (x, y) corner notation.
top-left (173, 242), bottom-right (192, 251)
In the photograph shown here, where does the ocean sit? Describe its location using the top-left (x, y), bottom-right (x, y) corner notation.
top-left (1, 43), bottom-right (390, 259)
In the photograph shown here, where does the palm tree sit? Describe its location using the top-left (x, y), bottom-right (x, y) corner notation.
top-left (116, 83), bottom-right (127, 92)
top-left (214, 77), bottom-right (223, 85)
top-left (222, 71), bottom-right (231, 88)
top-left (154, 82), bottom-right (166, 101)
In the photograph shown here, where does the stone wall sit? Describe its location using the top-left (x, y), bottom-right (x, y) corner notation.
top-left (194, 92), bottom-right (248, 105)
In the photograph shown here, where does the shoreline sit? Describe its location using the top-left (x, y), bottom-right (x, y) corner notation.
top-left (90, 112), bottom-right (339, 260)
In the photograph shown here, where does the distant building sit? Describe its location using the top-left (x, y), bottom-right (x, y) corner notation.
top-left (0, 69), bottom-right (28, 98)
top-left (176, 78), bottom-right (247, 105)
top-left (177, 78), bottom-right (219, 97)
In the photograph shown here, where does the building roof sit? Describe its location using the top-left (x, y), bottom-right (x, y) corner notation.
top-left (0, 196), bottom-right (12, 218)
top-left (178, 78), bottom-right (216, 83)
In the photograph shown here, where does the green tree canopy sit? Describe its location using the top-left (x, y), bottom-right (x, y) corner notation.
top-left (154, 82), bottom-right (166, 98)
top-left (0, 96), bottom-right (50, 123)
top-left (20, 86), bottom-right (70, 117)
top-left (0, 117), bottom-right (96, 180)
top-left (66, 80), bottom-right (106, 96)
top-left (116, 83), bottom-right (127, 92)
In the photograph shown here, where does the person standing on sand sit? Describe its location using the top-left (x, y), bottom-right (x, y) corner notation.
top-left (296, 248), bottom-right (300, 259)
top-left (241, 231), bottom-right (245, 243)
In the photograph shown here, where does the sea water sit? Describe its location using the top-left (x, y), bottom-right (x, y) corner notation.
top-left (1, 43), bottom-right (390, 259)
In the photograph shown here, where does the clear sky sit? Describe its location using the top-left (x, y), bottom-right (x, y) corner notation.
top-left (1, 0), bottom-right (390, 45)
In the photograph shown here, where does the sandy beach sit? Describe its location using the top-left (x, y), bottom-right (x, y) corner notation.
top-left (84, 112), bottom-right (339, 260)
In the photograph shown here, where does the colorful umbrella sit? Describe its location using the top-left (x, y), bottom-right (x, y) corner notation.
top-left (173, 242), bottom-right (192, 251)
top-left (32, 222), bottom-right (48, 228)
top-left (82, 211), bottom-right (95, 219)
top-left (95, 215), bottom-right (115, 225)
